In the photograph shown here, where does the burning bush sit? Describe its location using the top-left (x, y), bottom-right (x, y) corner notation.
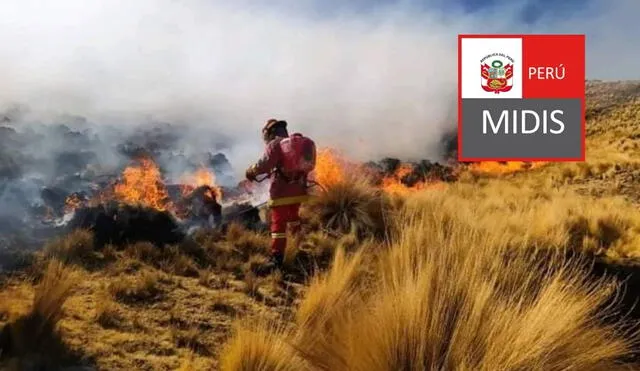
top-left (112, 156), bottom-right (172, 211)
top-left (40, 154), bottom-right (226, 229)
top-left (311, 147), bottom-right (457, 197)
top-left (468, 161), bottom-right (547, 175)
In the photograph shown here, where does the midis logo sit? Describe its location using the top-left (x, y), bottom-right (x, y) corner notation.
top-left (458, 34), bottom-right (585, 161)
top-left (481, 53), bottom-right (514, 94)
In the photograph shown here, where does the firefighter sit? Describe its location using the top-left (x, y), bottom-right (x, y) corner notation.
top-left (245, 119), bottom-right (316, 271)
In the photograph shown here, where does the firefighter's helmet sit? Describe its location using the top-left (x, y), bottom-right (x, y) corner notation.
top-left (262, 119), bottom-right (288, 142)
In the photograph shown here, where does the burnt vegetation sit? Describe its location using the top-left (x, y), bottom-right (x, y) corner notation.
top-left (0, 107), bottom-right (459, 274)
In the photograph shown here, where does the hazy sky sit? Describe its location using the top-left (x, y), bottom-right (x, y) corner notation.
top-left (0, 0), bottom-right (637, 164)
top-left (251, 0), bottom-right (637, 79)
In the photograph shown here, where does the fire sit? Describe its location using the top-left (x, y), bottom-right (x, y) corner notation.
top-left (381, 164), bottom-right (422, 195)
top-left (54, 148), bottom-right (547, 221)
top-left (468, 161), bottom-right (547, 175)
top-left (64, 193), bottom-right (83, 214)
top-left (179, 166), bottom-right (222, 202)
top-left (58, 158), bottom-right (224, 217)
top-left (312, 148), bottom-right (350, 187)
top-left (380, 164), bottom-right (445, 195)
top-left (113, 157), bottom-right (171, 211)
top-left (313, 147), bottom-right (441, 195)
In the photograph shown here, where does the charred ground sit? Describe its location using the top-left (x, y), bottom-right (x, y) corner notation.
top-left (0, 110), bottom-right (459, 269)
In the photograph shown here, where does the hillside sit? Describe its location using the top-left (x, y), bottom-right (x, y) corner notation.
top-left (2, 80), bottom-right (640, 370)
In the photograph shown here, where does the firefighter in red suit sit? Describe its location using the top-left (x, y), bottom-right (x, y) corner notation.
top-left (245, 119), bottom-right (314, 270)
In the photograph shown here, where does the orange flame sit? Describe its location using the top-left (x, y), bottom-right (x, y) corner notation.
top-left (179, 166), bottom-right (222, 202)
top-left (313, 147), bottom-right (441, 195)
top-left (56, 149), bottom-right (547, 220)
top-left (380, 164), bottom-right (446, 195)
top-left (312, 148), bottom-right (350, 188)
top-left (469, 161), bottom-right (547, 175)
top-left (64, 193), bottom-right (83, 214)
top-left (59, 158), bottom-right (225, 218)
top-left (113, 157), bottom-right (171, 210)
top-left (382, 164), bottom-right (421, 195)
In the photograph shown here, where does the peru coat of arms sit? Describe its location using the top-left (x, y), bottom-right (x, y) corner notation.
top-left (481, 55), bottom-right (514, 94)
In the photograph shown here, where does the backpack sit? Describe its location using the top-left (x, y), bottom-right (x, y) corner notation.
top-left (278, 133), bottom-right (316, 176)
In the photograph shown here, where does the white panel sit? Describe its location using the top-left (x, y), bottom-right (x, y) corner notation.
top-left (461, 37), bottom-right (523, 99)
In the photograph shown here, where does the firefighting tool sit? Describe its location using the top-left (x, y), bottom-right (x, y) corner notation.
top-left (254, 172), bottom-right (326, 193)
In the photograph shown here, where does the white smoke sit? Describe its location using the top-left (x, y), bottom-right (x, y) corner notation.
top-left (0, 0), bottom-right (638, 176)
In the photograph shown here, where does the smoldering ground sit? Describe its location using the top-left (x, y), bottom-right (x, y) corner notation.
top-left (0, 109), bottom-right (242, 254)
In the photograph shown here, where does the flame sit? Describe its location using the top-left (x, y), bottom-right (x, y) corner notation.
top-left (469, 161), bottom-right (547, 175)
top-left (382, 164), bottom-right (420, 195)
top-left (55, 157), bottom-right (228, 221)
top-left (64, 193), bottom-right (83, 214)
top-left (179, 167), bottom-right (222, 202)
top-left (313, 147), bottom-right (441, 195)
top-left (380, 164), bottom-right (445, 195)
top-left (55, 151), bottom-right (546, 221)
top-left (312, 148), bottom-right (350, 187)
top-left (113, 157), bottom-right (171, 210)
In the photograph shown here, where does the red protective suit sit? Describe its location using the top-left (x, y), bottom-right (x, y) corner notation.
top-left (247, 135), bottom-right (309, 258)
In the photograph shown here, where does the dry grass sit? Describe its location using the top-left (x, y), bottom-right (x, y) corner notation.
top-left (221, 199), bottom-right (640, 370)
top-left (94, 288), bottom-right (124, 329)
top-left (3, 81), bottom-right (640, 370)
top-left (124, 241), bottom-right (162, 262)
top-left (189, 222), bottom-right (272, 275)
top-left (243, 271), bottom-right (261, 296)
top-left (101, 244), bottom-right (118, 261)
top-left (0, 259), bottom-right (79, 368)
top-left (43, 229), bottom-right (94, 265)
top-left (303, 176), bottom-right (394, 240)
top-left (225, 222), bottom-right (271, 254)
top-left (537, 86), bottom-right (640, 206)
top-left (298, 231), bottom-right (336, 259)
top-left (108, 269), bottom-right (164, 303)
top-left (161, 245), bottom-right (201, 277)
top-left (171, 326), bottom-right (211, 355)
top-left (220, 321), bottom-right (309, 371)
top-left (400, 180), bottom-right (640, 261)
top-left (118, 240), bottom-right (207, 279)
top-left (177, 351), bottom-right (214, 371)
top-left (0, 232), bottom-right (288, 370)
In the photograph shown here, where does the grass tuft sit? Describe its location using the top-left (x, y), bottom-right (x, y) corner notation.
top-left (222, 202), bottom-right (640, 370)
top-left (44, 229), bottom-right (94, 265)
top-left (304, 176), bottom-right (392, 240)
top-left (0, 260), bottom-right (79, 368)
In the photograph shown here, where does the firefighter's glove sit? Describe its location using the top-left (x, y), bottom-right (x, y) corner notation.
top-left (245, 166), bottom-right (258, 182)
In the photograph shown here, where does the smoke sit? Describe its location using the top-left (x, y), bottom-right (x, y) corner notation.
top-left (0, 0), bottom-right (638, 176)
top-left (0, 0), bottom-right (637, 255)
top-left (0, 0), bottom-right (463, 166)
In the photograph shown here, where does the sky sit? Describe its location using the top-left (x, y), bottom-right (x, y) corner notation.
top-left (257, 0), bottom-right (636, 74)
top-left (0, 0), bottom-right (637, 165)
